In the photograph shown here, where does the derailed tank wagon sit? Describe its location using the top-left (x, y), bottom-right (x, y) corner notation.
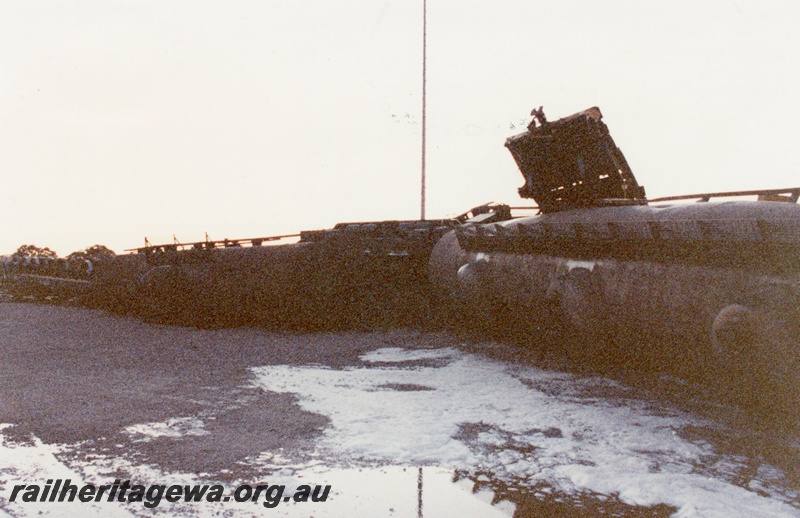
top-left (80, 105), bottom-right (799, 412)
top-left (428, 107), bottom-right (800, 410)
top-left (87, 209), bottom-right (510, 330)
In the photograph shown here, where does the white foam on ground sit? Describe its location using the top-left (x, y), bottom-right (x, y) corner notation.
top-left (124, 417), bottom-right (210, 441)
top-left (2, 346), bottom-right (797, 517)
top-left (1, 424), bottom-right (513, 517)
top-left (251, 347), bottom-right (800, 517)
top-left (0, 425), bottom-right (133, 516)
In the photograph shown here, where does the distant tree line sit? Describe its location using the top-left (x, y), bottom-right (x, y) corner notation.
top-left (11, 244), bottom-right (116, 262)
top-left (11, 244), bottom-right (58, 259)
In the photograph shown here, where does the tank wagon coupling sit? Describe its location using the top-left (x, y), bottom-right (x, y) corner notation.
top-left (428, 106), bottom-right (800, 411)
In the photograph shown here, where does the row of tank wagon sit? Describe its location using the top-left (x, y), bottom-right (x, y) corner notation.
top-left (1, 255), bottom-right (94, 280)
top-left (70, 205), bottom-right (517, 330)
top-left (128, 204), bottom-right (508, 265)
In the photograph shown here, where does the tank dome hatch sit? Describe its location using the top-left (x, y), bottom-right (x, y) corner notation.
top-left (505, 106), bottom-right (647, 213)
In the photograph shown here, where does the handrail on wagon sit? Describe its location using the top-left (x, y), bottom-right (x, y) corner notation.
top-left (125, 233), bottom-right (301, 254)
top-left (649, 187), bottom-right (800, 204)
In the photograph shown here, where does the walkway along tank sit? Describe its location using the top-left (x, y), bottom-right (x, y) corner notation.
top-left (427, 107), bottom-right (800, 412)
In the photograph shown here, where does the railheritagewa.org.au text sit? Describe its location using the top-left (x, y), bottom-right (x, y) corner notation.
top-left (8, 479), bottom-right (331, 509)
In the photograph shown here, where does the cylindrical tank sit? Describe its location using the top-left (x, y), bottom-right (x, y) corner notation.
top-left (428, 212), bottom-right (800, 411)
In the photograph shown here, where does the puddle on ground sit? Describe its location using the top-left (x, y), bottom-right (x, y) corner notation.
top-left (0, 431), bottom-right (511, 517)
top-left (2, 346), bottom-right (799, 517)
top-left (251, 346), bottom-right (800, 516)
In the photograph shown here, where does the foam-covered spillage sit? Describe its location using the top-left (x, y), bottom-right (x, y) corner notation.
top-left (124, 417), bottom-right (210, 442)
top-left (0, 425), bottom-right (134, 517)
top-left (0, 429), bottom-right (513, 517)
top-left (251, 347), bottom-right (799, 517)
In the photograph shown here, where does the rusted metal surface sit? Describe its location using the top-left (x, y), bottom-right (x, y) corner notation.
top-left (506, 107), bottom-right (646, 213)
top-left (430, 224), bottom-right (800, 413)
top-left (428, 106), bottom-right (800, 412)
top-left (87, 203), bottom-right (513, 329)
top-left (455, 202), bottom-right (800, 274)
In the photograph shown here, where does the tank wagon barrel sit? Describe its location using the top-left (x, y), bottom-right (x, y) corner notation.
top-left (87, 206), bottom-right (511, 330)
top-left (427, 106), bottom-right (800, 413)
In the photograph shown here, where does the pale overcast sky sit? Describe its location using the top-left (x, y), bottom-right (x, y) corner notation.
top-left (2, 0), bottom-right (799, 255)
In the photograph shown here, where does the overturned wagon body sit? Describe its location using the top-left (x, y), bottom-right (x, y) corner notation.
top-left (428, 107), bottom-right (800, 408)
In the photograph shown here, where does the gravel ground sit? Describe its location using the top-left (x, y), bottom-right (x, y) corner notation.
top-left (0, 302), bottom-right (454, 479)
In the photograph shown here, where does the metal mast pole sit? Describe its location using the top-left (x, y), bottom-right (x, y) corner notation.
top-left (420, 0), bottom-right (427, 220)
top-left (417, 466), bottom-right (423, 518)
